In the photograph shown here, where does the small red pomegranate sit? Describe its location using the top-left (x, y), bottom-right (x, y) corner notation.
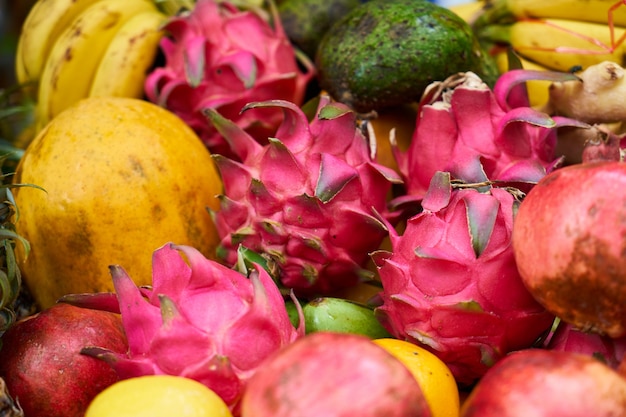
top-left (0, 303), bottom-right (128, 417)
top-left (512, 161), bottom-right (626, 337)
top-left (240, 331), bottom-right (432, 417)
top-left (460, 348), bottom-right (626, 417)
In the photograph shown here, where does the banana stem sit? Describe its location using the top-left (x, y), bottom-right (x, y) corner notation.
top-left (154, 0), bottom-right (195, 16)
top-left (476, 23), bottom-right (512, 44)
top-left (472, 0), bottom-right (517, 30)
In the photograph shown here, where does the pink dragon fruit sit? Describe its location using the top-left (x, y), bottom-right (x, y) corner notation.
top-left (373, 172), bottom-right (555, 385)
top-left (206, 93), bottom-right (402, 295)
top-left (144, 0), bottom-right (314, 157)
top-left (392, 71), bottom-right (589, 208)
top-left (62, 242), bottom-right (303, 413)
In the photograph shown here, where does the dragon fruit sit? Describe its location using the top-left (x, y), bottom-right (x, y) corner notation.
top-left (144, 0), bottom-right (314, 157)
top-left (392, 71), bottom-right (588, 208)
top-left (373, 172), bottom-right (555, 385)
top-left (206, 94), bottom-right (402, 295)
top-left (62, 243), bottom-right (303, 413)
top-left (372, 72), bottom-right (591, 384)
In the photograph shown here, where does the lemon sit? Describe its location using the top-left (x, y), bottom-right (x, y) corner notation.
top-left (85, 375), bottom-right (233, 417)
top-left (13, 97), bottom-right (223, 308)
top-left (374, 338), bottom-right (460, 417)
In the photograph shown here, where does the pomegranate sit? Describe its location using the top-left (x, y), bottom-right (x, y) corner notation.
top-left (461, 349), bottom-right (626, 416)
top-left (0, 303), bottom-right (128, 417)
top-left (546, 321), bottom-right (626, 369)
top-left (240, 332), bottom-right (432, 417)
top-left (512, 161), bottom-right (626, 337)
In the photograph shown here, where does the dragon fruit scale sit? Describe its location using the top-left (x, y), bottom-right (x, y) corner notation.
top-left (62, 242), bottom-right (304, 413)
top-left (145, 0), bottom-right (314, 157)
top-left (206, 94), bottom-right (403, 295)
top-left (373, 172), bottom-right (555, 386)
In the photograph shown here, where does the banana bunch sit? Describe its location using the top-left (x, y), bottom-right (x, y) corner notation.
top-left (16, 0), bottom-right (168, 131)
top-left (470, 0), bottom-right (626, 73)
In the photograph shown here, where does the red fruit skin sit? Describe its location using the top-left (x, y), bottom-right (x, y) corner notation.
top-left (0, 303), bottom-right (128, 417)
top-left (546, 322), bottom-right (626, 369)
top-left (512, 161), bottom-right (626, 337)
top-left (241, 332), bottom-right (432, 417)
top-left (460, 349), bottom-right (626, 417)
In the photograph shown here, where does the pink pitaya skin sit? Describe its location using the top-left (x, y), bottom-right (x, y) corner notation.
top-left (68, 243), bottom-right (303, 413)
top-left (207, 94), bottom-right (402, 295)
top-left (144, 0), bottom-right (314, 157)
top-left (374, 173), bottom-right (555, 385)
top-left (392, 72), bottom-right (584, 208)
top-left (546, 322), bottom-right (626, 369)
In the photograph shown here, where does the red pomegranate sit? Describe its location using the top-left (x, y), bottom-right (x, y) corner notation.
top-left (460, 349), bottom-right (626, 417)
top-left (240, 332), bottom-right (432, 417)
top-left (512, 161), bottom-right (626, 337)
top-left (0, 303), bottom-right (128, 417)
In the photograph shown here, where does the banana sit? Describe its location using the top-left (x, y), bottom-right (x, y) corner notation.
top-left (15, 0), bottom-right (106, 85)
top-left (483, 0), bottom-right (626, 27)
top-left (447, 0), bottom-right (486, 24)
top-left (89, 10), bottom-right (167, 98)
top-left (485, 18), bottom-right (626, 72)
top-left (36, 0), bottom-right (159, 127)
top-left (494, 51), bottom-right (553, 108)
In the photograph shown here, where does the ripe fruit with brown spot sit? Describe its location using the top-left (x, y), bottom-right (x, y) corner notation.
top-left (12, 97), bottom-right (223, 308)
top-left (460, 349), bottom-right (626, 417)
top-left (512, 161), bottom-right (626, 337)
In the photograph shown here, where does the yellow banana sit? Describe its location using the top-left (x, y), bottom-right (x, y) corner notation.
top-left (36, 0), bottom-right (158, 127)
top-left (494, 51), bottom-right (553, 108)
top-left (484, 0), bottom-right (626, 27)
top-left (507, 18), bottom-right (626, 72)
top-left (447, 1), bottom-right (486, 24)
top-left (15, 0), bottom-right (106, 84)
top-left (89, 10), bottom-right (166, 98)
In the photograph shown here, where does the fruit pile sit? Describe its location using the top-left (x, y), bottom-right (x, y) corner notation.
top-left (0, 0), bottom-right (625, 416)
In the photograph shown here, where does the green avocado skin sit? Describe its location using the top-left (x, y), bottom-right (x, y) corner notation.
top-left (278, 0), bottom-right (365, 59)
top-left (315, 0), bottom-right (495, 112)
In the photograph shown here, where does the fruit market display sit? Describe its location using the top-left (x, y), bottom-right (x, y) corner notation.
top-left (0, 0), bottom-right (625, 416)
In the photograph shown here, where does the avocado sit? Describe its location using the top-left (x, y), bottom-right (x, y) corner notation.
top-left (278, 0), bottom-right (366, 60)
top-left (315, 0), bottom-right (498, 113)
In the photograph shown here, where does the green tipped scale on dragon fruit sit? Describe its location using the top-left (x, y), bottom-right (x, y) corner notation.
top-left (62, 243), bottom-right (304, 414)
top-left (374, 172), bottom-right (555, 386)
top-left (207, 93), bottom-right (402, 295)
top-left (144, 0), bottom-right (314, 157)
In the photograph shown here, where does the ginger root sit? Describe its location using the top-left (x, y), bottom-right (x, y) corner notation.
top-left (547, 61), bottom-right (626, 124)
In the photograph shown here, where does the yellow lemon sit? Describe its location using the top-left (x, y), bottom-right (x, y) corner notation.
top-left (85, 375), bottom-right (233, 417)
top-left (13, 97), bottom-right (223, 308)
top-left (374, 338), bottom-right (460, 417)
